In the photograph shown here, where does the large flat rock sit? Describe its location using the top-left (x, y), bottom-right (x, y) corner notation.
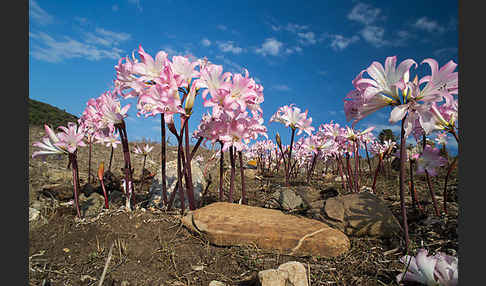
top-left (182, 202), bottom-right (350, 258)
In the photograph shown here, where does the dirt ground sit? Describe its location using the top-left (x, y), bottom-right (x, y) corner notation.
top-left (28, 125), bottom-right (459, 286)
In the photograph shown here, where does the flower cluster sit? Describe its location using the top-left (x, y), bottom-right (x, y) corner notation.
top-left (344, 56), bottom-right (458, 139)
top-left (32, 123), bottom-right (86, 158)
top-left (194, 66), bottom-right (267, 152)
top-left (78, 90), bottom-right (130, 144)
top-left (397, 248), bottom-right (458, 286)
top-left (269, 104), bottom-right (314, 136)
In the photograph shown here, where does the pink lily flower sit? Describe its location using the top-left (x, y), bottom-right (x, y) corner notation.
top-left (396, 249), bottom-right (439, 285)
top-left (416, 145), bottom-right (448, 177)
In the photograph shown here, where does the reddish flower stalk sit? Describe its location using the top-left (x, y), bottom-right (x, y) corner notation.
top-left (183, 116), bottom-right (196, 210)
top-left (88, 136), bottom-right (93, 184)
top-left (443, 156), bottom-right (457, 214)
top-left (177, 141), bottom-right (185, 212)
top-left (421, 135), bottom-right (440, 217)
top-left (286, 128), bottom-right (296, 186)
top-left (399, 115), bottom-right (410, 253)
top-left (409, 160), bottom-right (422, 211)
top-left (161, 113), bottom-right (168, 205)
top-left (219, 141), bottom-right (224, 201)
top-left (115, 120), bottom-right (135, 208)
top-left (372, 154), bottom-right (383, 193)
top-left (425, 169), bottom-right (441, 216)
top-left (354, 141), bottom-right (360, 192)
top-left (337, 154), bottom-right (347, 191)
top-left (345, 153), bottom-right (354, 192)
top-left (239, 151), bottom-right (246, 204)
top-left (364, 141), bottom-right (372, 174)
top-left (69, 152), bottom-right (82, 218)
top-left (108, 146), bottom-right (114, 172)
top-left (140, 154), bottom-right (147, 187)
top-left (306, 153), bottom-right (317, 183)
top-left (228, 146), bottom-right (236, 202)
top-left (98, 162), bottom-right (109, 209)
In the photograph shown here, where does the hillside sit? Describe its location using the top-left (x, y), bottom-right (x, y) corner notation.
top-left (28, 98), bottom-right (79, 127)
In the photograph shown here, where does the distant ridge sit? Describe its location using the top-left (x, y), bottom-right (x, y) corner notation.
top-left (29, 98), bottom-right (79, 127)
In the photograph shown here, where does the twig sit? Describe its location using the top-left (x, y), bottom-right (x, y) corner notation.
top-left (98, 242), bottom-right (114, 286)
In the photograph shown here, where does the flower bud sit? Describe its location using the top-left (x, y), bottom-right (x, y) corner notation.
top-left (98, 162), bottom-right (104, 181)
top-left (275, 132), bottom-right (282, 147)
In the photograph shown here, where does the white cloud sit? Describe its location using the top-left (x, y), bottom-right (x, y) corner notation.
top-left (285, 23), bottom-right (309, 33)
top-left (201, 38), bottom-right (211, 47)
top-left (214, 55), bottom-right (244, 74)
top-left (433, 47), bottom-right (458, 59)
top-left (285, 46), bottom-right (303, 55)
top-left (329, 34), bottom-right (359, 50)
top-left (413, 17), bottom-right (446, 34)
top-left (217, 24), bottom-right (228, 31)
top-left (29, 0), bottom-right (54, 25)
top-left (271, 84), bottom-right (291, 92)
top-left (347, 2), bottom-right (383, 25)
top-left (255, 38), bottom-right (283, 56)
top-left (360, 25), bottom-right (388, 47)
top-left (217, 41), bottom-right (243, 54)
top-left (29, 28), bottom-right (131, 63)
top-left (83, 28), bottom-right (131, 47)
top-left (297, 31), bottom-right (317, 45)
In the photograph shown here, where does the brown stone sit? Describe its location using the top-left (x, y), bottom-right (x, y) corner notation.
top-left (182, 202), bottom-right (350, 258)
top-left (322, 192), bottom-right (402, 238)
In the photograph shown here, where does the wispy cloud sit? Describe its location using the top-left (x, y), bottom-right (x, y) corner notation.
top-left (83, 28), bottom-right (131, 47)
top-left (271, 84), bottom-right (291, 92)
top-left (217, 41), bottom-right (243, 54)
top-left (272, 22), bottom-right (309, 33)
top-left (284, 46), bottom-right (303, 55)
top-left (30, 27), bottom-right (131, 63)
top-left (217, 24), bottom-right (228, 31)
top-left (360, 25), bottom-right (389, 47)
top-left (328, 34), bottom-right (360, 51)
top-left (201, 38), bottom-right (211, 47)
top-left (347, 2), bottom-right (392, 48)
top-left (297, 31), bottom-right (317, 45)
top-left (347, 2), bottom-right (384, 25)
top-left (213, 55), bottom-right (245, 74)
top-left (29, 0), bottom-right (54, 25)
top-left (433, 47), bottom-right (458, 59)
top-left (112, 4), bottom-right (119, 12)
top-left (255, 38), bottom-right (283, 56)
top-left (413, 17), bottom-right (446, 34)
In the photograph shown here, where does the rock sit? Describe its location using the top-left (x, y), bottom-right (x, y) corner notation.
top-left (182, 202), bottom-right (350, 258)
top-left (321, 192), bottom-right (402, 238)
top-left (319, 187), bottom-right (339, 200)
top-left (29, 207), bottom-right (41, 222)
top-left (208, 281), bottom-right (227, 286)
top-left (43, 168), bottom-right (72, 184)
top-left (258, 269), bottom-right (288, 286)
top-left (79, 193), bottom-right (106, 217)
top-left (40, 184), bottom-right (73, 201)
top-left (258, 261), bottom-right (308, 286)
top-left (265, 187), bottom-right (305, 211)
top-left (277, 261), bottom-right (308, 286)
top-left (322, 173), bottom-right (335, 181)
top-left (149, 159), bottom-right (206, 209)
top-left (245, 169), bottom-right (258, 179)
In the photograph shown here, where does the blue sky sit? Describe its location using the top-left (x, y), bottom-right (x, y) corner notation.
top-left (29, 0), bottom-right (458, 154)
